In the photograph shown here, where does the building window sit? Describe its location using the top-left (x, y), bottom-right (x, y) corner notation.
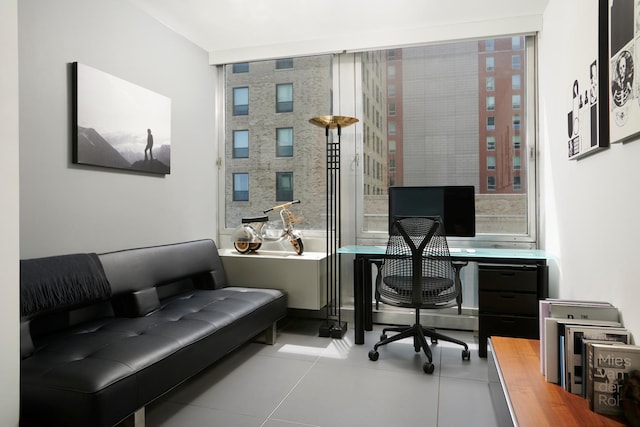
top-left (388, 64), bottom-right (396, 79)
top-left (487, 176), bottom-right (496, 191)
top-left (389, 140), bottom-right (396, 152)
top-left (388, 121), bottom-right (396, 135)
top-left (512, 36), bottom-right (521, 50)
top-left (276, 172), bottom-right (293, 201)
top-left (276, 127), bottom-right (293, 157)
top-left (513, 135), bottom-right (521, 149)
top-left (388, 83), bottom-right (396, 97)
top-left (485, 39), bottom-right (495, 51)
top-left (513, 175), bottom-right (521, 190)
top-left (513, 155), bottom-right (521, 170)
top-left (512, 74), bottom-right (521, 90)
top-left (233, 130), bottom-right (249, 158)
top-left (486, 57), bottom-right (495, 72)
top-left (487, 96), bottom-right (495, 111)
top-left (276, 83), bottom-right (293, 113)
top-left (512, 94), bottom-right (521, 109)
top-left (233, 63), bottom-right (249, 73)
top-left (513, 114), bottom-right (521, 129)
top-left (487, 116), bottom-right (495, 131)
top-left (233, 173), bottom-right (249, 201)
top-left (487, 136), bottom-right (496, 150)
top-left (512, 54), bottom-right (521, 70)
top-left (486, 76), bottom-right (495, 91)
top-left (388, 103), bottom-right (396, 116)
top-left (276, 58), bottom-right (293, 69)
top-left (233, 87), bottom-right (249, 116)
top-left (487, 156), bottom-right (496, 170)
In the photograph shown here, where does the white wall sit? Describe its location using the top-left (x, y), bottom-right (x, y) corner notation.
top-left (19, 0), bottom-right (217, 259)
top-left (0, 0), bottom-right (20, 424)
top-left (540, 0), bottom-right (640, 336)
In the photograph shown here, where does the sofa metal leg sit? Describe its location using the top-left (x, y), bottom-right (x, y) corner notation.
top-left (265, 322), bottom-right (277, 345)
top-left (121, 407), bottom-right (145, 427)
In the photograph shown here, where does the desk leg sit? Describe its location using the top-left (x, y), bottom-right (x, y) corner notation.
top-left (353, 257), bottom-right (365, 345)
top-left (363, 259), bottom-right (373, 331)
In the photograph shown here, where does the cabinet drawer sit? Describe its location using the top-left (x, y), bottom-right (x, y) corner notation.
top-left (479, 264), bottom-right (538, 293)
top-left (479, 314), bottom-right (538, 339)
top-left (479, 291), bottom-right (538, 316)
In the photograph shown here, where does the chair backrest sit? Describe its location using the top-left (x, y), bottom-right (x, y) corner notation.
top-left (379, 217), bottom-right (459, 309)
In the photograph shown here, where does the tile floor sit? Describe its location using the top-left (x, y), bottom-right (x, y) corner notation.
top-left (144, 318), bottom-right (499, 427)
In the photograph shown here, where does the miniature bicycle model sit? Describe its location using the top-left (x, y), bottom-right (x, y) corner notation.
top-left (232, 200), bottom-right (304, 255)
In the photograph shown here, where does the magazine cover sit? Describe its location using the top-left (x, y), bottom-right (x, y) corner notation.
top-left (589, 343), bottom-right (640, 416)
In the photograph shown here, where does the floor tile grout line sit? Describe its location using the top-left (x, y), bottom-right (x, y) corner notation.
top-left (259, 353), bottom-right (321, 427)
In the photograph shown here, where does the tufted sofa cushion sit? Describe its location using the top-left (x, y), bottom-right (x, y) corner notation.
top-left (21, 286), bottom-right (286, 427)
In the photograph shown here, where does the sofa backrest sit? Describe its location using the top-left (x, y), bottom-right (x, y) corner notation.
top-left (99, 239), bottom-right (227, 295)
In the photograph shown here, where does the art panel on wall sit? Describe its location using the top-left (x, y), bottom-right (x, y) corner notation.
top-left (567, 0), bottom-right (610, 160)
top-left (72, 62), bottom-right (172, 174)
top-left (609, 0), bottom-right (640, 143)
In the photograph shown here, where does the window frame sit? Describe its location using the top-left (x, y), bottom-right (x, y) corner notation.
top-left (276, 83), bottom-right (293, 113)
top-left (232, 130), bottom-right (249, 158)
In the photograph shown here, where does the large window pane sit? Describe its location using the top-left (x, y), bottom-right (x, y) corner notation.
top-left (233, 130), bottom-right (249, 158)
top-left (361, 36), bottom-right (532, 236)
top-left (224, 55), bottom-right (332, 229)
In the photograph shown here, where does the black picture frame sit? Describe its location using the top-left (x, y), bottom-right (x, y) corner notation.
top-left (72, 62), bottom-right (171, 174)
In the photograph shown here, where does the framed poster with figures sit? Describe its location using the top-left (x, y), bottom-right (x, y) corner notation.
top-left (609, 0), bottom-right (640, 143)
top-left (567, 0), bottom-right (610, 160)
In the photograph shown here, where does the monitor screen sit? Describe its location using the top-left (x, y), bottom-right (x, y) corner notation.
top-left (388, 186), bottom-right (476, 237)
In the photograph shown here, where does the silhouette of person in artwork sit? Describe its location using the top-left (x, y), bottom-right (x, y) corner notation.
top-left (145, 128), bottom-right (154, 161)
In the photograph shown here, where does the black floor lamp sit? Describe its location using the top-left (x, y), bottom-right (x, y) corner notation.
top-left (309, 115), bottom-right (358, 339)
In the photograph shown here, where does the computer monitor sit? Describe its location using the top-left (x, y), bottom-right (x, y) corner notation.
top-left (388, 186), bottom-right (476, 237)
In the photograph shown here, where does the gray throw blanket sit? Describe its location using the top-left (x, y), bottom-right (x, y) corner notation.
top-left (20, 253), bottom-right (111, 317)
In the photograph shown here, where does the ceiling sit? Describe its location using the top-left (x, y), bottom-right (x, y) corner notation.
top-left (128, 0), bottom-right (550, 62)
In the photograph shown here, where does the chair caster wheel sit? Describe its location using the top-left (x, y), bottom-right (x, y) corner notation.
top-left (462, 349), bottom-right (471, 360)
top-left (423, 362), bottom-right (435, 374)
top-left (368, 350), bottom-right (379, 361)
top-left (431, 337), bottom-right (438, 344)
top-left (380, 333), bottom-right (387, 341)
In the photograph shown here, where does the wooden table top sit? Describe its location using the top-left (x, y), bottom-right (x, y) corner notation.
top-left (490, 336), bottom-right (627, 427)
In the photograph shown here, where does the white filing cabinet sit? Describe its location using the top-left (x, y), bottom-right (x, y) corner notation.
top-left (219, 248), bottom-right (327, 310)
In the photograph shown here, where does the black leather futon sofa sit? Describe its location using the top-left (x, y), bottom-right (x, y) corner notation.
top-left (19, 239), bottom-right (287, 427)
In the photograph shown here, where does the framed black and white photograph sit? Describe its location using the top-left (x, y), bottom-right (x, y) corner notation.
top-left (609, 0), bottom-right (640, 143)
top-left (72, 62), bottom-right (171, 174)
top-left (567, 0), bottom-right (609, 159)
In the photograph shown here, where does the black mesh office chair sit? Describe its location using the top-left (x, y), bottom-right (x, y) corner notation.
top-left (368, 217), bottom-right (471, 374)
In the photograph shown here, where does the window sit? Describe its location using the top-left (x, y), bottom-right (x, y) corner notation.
top-left (512, 55), bottom-right (521, 70)
top-left (513, 135), bottom-right (521, 149)
top-left (276, 172), bottom-right (293, 201)
top-left (513, 114), bottom-right (521, 129)
top-left (276, 127), bottom-right (293, 157)
top-left (388, 64), bottom-right (396, 78)
top-left (276, 83), bottom-right (293, 113)
top-left (487, 96), bottom-right (495, 111)
top-left (233, 173), bottom-right (249, 201)
top-left (513, 175), bottom-right (521, 190)
top-left (487, 136), bottom-right (496, 150)
top-left (233, 130), bottom-right (249, 158)
top-left (388, 103), bottom-right (396, 116)
top-left (487, 116), bottom-right (495, 131)
top-left (388, 84), bottom-right (396, 97)
top-left (486, 77), bottom-right (495, 91)
top-left (233, 87), bottom-right (249, 115)
top-left (485, 39), bottom-right (494, 51)
top-left (487, 156), bottom-right (496, 170)
top-left (512, 74), bottom-right (521, 90)
top-left (487, 176), bottom-right (496, 191)
top-left (276, 58), bottom-right (293, 69)
top-left (388, 121), bottom-right (396, 135)
top-left (233, 63), bottom-right (249, 73)
top-left (512, 36), bottom-right (521, 50)
top-left (512, 94), bottom-right (521, 109)
top-left (513, 155), bottom-right (521, 170)
top-left (486, 57), bottom-right (495, 71)
top-left (389, 140), bottom-right (396, 152)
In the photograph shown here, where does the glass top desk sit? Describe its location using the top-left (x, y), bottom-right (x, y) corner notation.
top-left (338, 245), bottom-right (548, 349)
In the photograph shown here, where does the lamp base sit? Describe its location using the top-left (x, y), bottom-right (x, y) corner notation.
top-left (319, 320), bottom-right (348, 339)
